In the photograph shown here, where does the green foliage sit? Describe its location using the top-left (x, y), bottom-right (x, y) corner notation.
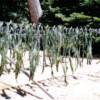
top-left (81, 0), bottom-right (94, 5)
top-left (81, 0), bottom-right (100, 5)
top-left (0, 0), bottom-right (100, 27)
top-left (55, 13), bottom-right (92, 25)
top-left (0, 0), bottom-right (29, 23)
top-left (41, 0), bottom-right (100, 27)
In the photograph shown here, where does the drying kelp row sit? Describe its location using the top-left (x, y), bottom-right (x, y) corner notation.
top-left (0, 22), bottom-right (99, 81)
top-left (0, 22), bottom-right (41, 79)
top-left (41, 26), bottom-right (94, 82)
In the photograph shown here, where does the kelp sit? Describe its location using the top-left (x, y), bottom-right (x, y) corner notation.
top-left (0, 21), bottom-right (99, 81)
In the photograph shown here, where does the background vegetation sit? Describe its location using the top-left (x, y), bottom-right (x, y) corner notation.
top-left (0, 0), bottom-right (100, 27)
top-left (0, 0), bottom-right (100, 55)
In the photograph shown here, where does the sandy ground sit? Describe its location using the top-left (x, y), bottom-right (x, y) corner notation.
top-left (0, 51), bottom-right (100, 100)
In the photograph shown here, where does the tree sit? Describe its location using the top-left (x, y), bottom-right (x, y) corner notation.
top-left (0, 0), bottom-right (100, 27)
top-left (28, 0), bottom-right (43, 24)
top-left (0, 0), bottom-right (28, 22)
top-left (41, 0), bottom-right (100, 27)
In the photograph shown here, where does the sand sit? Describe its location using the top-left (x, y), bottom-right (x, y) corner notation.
top-left (0, 51), bottom-right (100, 100)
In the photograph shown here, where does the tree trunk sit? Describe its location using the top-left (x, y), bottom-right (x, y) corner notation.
top-left (28, 0), bottom-right (43, 24)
